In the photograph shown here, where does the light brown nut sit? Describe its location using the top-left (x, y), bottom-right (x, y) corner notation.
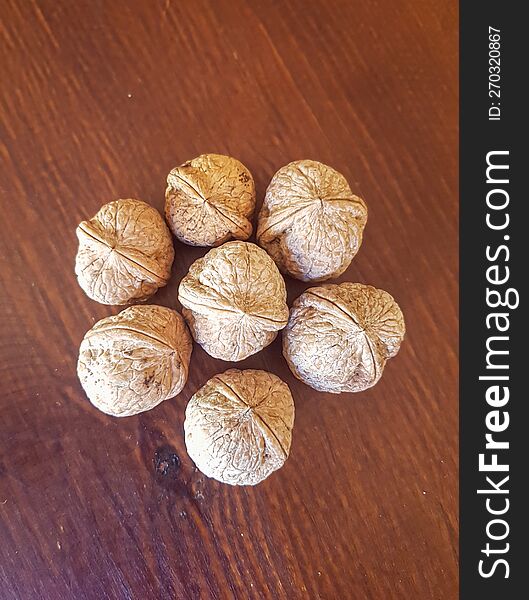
top-left (257, 160), bottom-right (367, 281)
top-left (283, 283), bottom-right (405, 393)
top-left (77, 305), bottom-right (192, 417)
top-left (178, 241), bottom-right (289, 361)
top-left (184, 369), bottom-right (295, 486)
top-left (165, 154), bottom-right (256, 247)
top-left (75, 199), bottom-right (174, 305)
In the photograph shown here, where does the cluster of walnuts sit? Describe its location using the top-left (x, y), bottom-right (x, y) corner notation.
top-left (75, 154), bottom-right (405, 486)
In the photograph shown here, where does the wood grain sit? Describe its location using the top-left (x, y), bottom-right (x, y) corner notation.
top-left (0, 1), bottom-right (458, 598)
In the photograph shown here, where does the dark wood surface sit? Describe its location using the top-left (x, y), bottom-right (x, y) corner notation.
top-left (0, 1), bottom-right (458, 598)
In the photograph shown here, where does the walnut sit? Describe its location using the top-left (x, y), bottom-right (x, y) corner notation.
top-left (77, 305), bottom-right (192, 417)
top-left (165, 154), bottom-right (256, 247)
top-left (283, 283), bottom-right (405, 393)
top-left (257, 160), bottom-right (367, 281)
top-left (178, 241), bottom-right (289, 361)
top-left (75, 199), bottom-right (174, 305)
top-left (184, 369), bottom-right (295, 485)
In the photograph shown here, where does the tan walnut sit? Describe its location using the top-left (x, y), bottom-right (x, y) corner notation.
top-left (184, 369), bottom-right (295, 486)
top-left (75, 199), bottom-right (174, 305)
top-left (283, 283), bottom-right (405, 393)
top-left (77, 305), bottom-right (192, 417)
top-left (165, 154), bottom-right (256, 247)
top-left (178, 241), bottom-right (289, 361)
top-left (257, 160), bottom-right (367, 281)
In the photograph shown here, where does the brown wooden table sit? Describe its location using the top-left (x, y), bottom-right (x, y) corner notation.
top-left (0, 1), bottom-right (458, 598)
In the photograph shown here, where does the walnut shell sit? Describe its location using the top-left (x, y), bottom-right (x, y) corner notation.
top-left (178, 241), bottom-right (289, 361)
top-left (75, 199), bottom-right (174, 305)
top-left (77, 305), bottom-right (192, 417)
top-left (184, 369), bottom-right (295, 486)
top-left (283, 283), bottom-right (405, 393)
top-left (257, 160), bottom-right (367, 281)
top-left (165, 154), bottom-right (256, 247)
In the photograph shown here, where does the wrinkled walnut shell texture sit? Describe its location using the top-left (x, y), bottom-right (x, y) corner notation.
top-left (78, 305), bottom-right (192, 417)
top-left (178, 241), bottom-right (289, 361)
top-left (75, 199), bottom-right (174, 305)
top-left (257, 160), bottom-right (367, 281)
top-left (165, 154), bottom-right (256, 247)
top-left (283, 283), bottom-right (405, 393)
top-left (184, 369), bottom-right (295, 486)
